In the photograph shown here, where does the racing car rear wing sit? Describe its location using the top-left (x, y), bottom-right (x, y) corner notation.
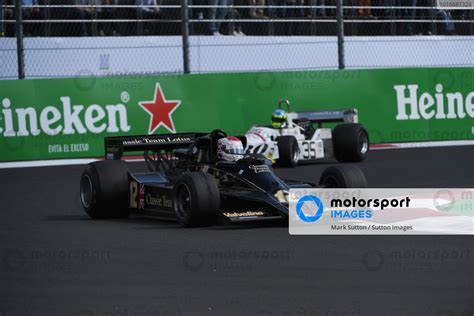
top-left (278, 99), bottom-right (358, 125)
top-left (104, 133), bottom-right (206, 160)
top-left (289, 109), bottom-right (358, 125)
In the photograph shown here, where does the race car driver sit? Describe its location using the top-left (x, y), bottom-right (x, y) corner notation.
top-left (271, 109), bottom-right (288, 129)
top-left (217, 137), bottom-right (245, 162)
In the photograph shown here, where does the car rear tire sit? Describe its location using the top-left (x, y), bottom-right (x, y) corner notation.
top-left (276, 136), bottom-right (299, 167)
top-left (319, 165), bottom-right (368, 188)
top-left (332, 123), bottom-right (369, 162)
top-left (173, 172), bottom-right (220, 227)
top-left (80, 160), bottom-right (130, 219)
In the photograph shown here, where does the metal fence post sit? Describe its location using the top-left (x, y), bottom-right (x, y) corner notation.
top-left (14, 0), bottom-right (25, 79)
top-left (336, 0), bottom-right (345, 70)
top-left (181, 0), bottom-right (190, 74)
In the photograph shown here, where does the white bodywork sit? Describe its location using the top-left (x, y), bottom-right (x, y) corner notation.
top-left (244, 109), bottom-right (358, 163)
top-left (244, 125), bottom-right (331, 162)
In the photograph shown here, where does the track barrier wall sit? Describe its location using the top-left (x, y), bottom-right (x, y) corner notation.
top-left (0, 67), bottom-right (473, 161)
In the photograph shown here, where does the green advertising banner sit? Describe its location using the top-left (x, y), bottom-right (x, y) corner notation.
top-left (0, 67), bottom-right (473, 162)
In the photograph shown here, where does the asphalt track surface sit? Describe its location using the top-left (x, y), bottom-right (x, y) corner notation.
top-left (1, 146), bottom-right (473, 316)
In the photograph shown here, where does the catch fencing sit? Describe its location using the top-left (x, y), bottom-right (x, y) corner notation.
top-left (0, 1), bottom-right (473, 79)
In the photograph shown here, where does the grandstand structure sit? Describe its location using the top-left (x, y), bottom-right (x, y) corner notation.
top-left (1, 2), bottom-right (472, 36)
top-left (0, 1), bottom-right (473, 78)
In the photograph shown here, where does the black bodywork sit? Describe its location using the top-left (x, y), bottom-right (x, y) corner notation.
top-left (105, 130), bottom-right (315, 223)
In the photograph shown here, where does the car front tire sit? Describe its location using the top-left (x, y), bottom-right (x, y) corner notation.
top-left (276, 136), bottom-right (299, 167)
top-left (319, 165), bottom-right (368, 188)
top-left (173, 172), bottom-right (220, 227)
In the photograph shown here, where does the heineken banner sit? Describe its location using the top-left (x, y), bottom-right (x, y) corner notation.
top-left (0, 67), bottom-right (473, 162)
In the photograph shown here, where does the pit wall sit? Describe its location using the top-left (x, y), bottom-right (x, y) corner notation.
top-left (0, 67), bottom-right (473, 161)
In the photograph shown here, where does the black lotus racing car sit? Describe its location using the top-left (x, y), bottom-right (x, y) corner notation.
top-left (79, 130), bottom-right (367, 227)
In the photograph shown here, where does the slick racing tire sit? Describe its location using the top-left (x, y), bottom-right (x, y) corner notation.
top-left (332, 123), bottom-right (369, 162)
top-left (276, 136), bottom-right (299, 167)
top-left (80, 160), bottom-right (130, 219)
top-left (173, 172), bottom-right (220, 227)
top-left (319, 165), bottom-right (368, 188)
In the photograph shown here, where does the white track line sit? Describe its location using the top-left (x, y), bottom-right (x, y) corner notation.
top-left (0, 157), bottom-right (144, 169)
top-left (370, 140), bottom-right (474, 150)
top-left (0, 140), bottom-right (473, 169)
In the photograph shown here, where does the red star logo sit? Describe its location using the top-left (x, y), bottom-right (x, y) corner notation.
top-left (138, 83), bottom-right (181, 134)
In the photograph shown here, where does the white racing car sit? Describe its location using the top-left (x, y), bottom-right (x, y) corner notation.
top-left (242, 100), bottom-right (369, 167)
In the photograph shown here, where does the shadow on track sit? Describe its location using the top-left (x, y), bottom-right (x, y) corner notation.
top-left (43, 214), bottom-right (287, 230)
